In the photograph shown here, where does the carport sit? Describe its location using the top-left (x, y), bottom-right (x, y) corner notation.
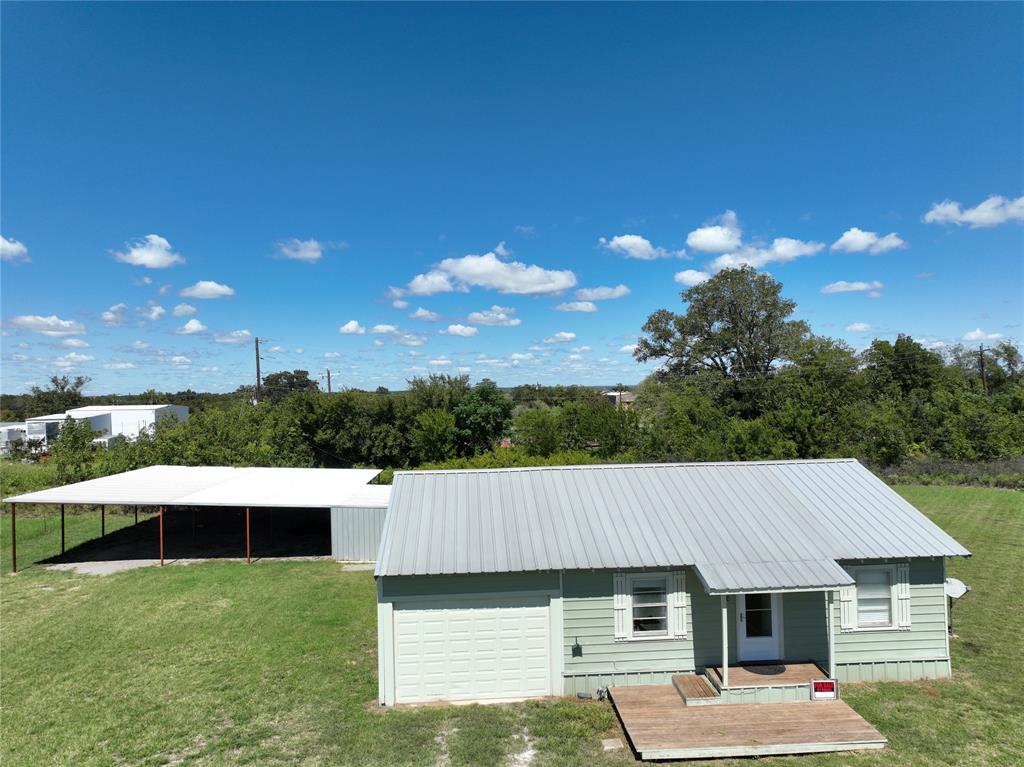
top-left (4, 465), bottom-right (383, 571)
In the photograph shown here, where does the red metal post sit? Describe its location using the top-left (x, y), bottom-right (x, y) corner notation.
top-left (101, 504), bottom-right (105, 537)
top-left (159, 506), bottom-right (165, 566)
top-left (134, 505), bottom-right (138, 525)
top-left (61, 504), bottom-right (65, 553)
top-left (10, 503), bottom-right (16, 573)
top-left (245, 507), bottom-right (251, 564)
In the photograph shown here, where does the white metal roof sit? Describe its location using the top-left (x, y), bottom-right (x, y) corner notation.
top-left (67, 404), bottom-right (180, 413)
top-left (339, 484), bottom-right (392, 508)
top-left (375, 459), bottom-right (970, 593)
top-left (3, 465), bottom-right (382, 508)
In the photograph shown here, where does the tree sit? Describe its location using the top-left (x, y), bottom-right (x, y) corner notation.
top-left (411, 409), bottom-right (457, 463)
top-left (28, 375), bottom-right (91, 417)
top-left (261, 370), bottom-right (319, 403)
top-left (453, 379), bottom-right (513, 455)
top-left (635, 266), bottom-right (809, 379)
top-left (513, 408), bottom-right (562, 457)
top-left (50, 417), bottom-right (98, 484)
top-left (406, 374), bottom-right (471, 414)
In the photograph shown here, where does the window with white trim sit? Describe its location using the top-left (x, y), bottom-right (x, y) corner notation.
top-left (855, 568), bottom-right (893, 628)
top-left (613, 571), bottom-right (688, 641)
top-left (631, 576), bottom-right (669, 637)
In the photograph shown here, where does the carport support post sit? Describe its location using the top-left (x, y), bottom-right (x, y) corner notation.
top-left (159, 506), bottom-right (165, 566)
top-left (9, 503), bottom-right (16, 573)
top-left (134, 505), bottom-right (138, 526)
top-left (60, 504), bottom-right (65, 554)
top-left (101, 504), bottom-right (105, 537)
top-left (245, 507), bottom-right (251, 564)
top-left (827, 591), bottom-right (836, 679)
top-left (720, 595), bottom-right (729, 687)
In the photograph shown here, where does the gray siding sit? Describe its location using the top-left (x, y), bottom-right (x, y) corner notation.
top-left (331, 505), bottom-right (387, 562)
top-left (832, 558), bottom-right (950, 679)
top-left (782, 591), bottom-right (829, 663)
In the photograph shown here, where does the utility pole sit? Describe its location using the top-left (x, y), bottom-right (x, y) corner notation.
top-left (254, 336), bottom-right (262, 403)
top-left (979, 344), bottom-right (988, 395)
top-left (320, 368), bottom-right (332, 394)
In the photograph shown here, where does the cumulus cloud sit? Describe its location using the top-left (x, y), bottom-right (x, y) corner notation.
top-left (444, 324), bottom-right (478, 337)
top-left (493, 241), bottom-right (511, 257)
top-left (409, 307), bottom-right (440, 322)
top-left (371, 324), bottom-right (398, 334)
top-left (215, 329), bottom-right (252, 344)
top-left (555, 301), bottom-right (597, 313)
top-left (179, 280), bottom-right (234, 299)
top-left (54, 352), bottom-right (94, 368)
top-left (820, 280), bottom-right (885, 294)
top-left (392, 299), bottom-right (409, 309)
top-left (599, 234), bottom-right (684, 260)
top-left (172, 303), bottom-right (197, 317)
top-left (324, 351), bottom-right (341, 358)
top-left (0, 236), bottom-right (29, 263)
top-left (674, 269), bottom-right (711, 287)
top-left (275, 238), bottom-right (326, 262)
top-left (831, 227), bottom-right (906, 254)
top-left (409, 249), bottom-right (577, 295)
top-left (114, 234), bottom-right (184, 268)
top-left (962, 328), bottom-right (1004, 341)
top-left (467, 305), bottom-right (521, 326)
top-left (133, 276), bottom-right (153, 286)
top-left (395, 333), bottom-right (427, 347)
top-left (7, 315), bottom-right (86, 337)
top-left (545, 331), bottom-right (576, 344)
top-left (176, 318), bottom-right (207, 335)
top-left (924, 195), bottom-right (1024, 228)
top-left (686, 210), bottom-right (742, 253)
top-left (709, 238), bottom-right (824, 271)
top-left (170, 355), bottom-right (191, 366)
top-left (139, 305), bottom-right (166, 321)
top-left (130, 340), bottom-right (149, 351)
top-left (429, 358), bottom-right (453, 366)
top-left (576, 284), bottom-right (630, 301)
top-left (340, 320), bottom-right (365, 334)
top-left (100, 304), bottom-right (127, 327)
top-left (618, 344), bottom-right (637, 353)
top-left (104, 361), bottom-right (137, 370)
top-left (62, 338), bottom-right (90, 348)
top-left (845, 322), bottom-right (873, 333)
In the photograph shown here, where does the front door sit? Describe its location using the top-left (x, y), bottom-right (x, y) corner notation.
top-left (737, 593), bottom-right (781, 661)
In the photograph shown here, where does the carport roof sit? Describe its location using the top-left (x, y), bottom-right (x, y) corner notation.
top-left (3, 465), bottom-right (383, 508)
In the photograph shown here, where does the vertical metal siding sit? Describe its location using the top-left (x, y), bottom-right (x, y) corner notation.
top-left (331, 505), bottom-right (388, 562)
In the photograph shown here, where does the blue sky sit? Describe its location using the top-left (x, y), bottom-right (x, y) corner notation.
top-left (2, 2), bottom-right (1022, 395)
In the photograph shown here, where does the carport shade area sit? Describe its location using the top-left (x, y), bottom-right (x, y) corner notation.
top-left (3, 465), bottom-right (383, 570)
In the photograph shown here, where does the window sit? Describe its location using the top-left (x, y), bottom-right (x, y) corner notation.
top-left (743, 593), bottom-right (773, 637)
top-left (631, 577), bottom-right (668, 637)
top-left (856, 568), bottom-right (893, 628)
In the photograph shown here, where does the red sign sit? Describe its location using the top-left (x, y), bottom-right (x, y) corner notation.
top-left (812, 680), bottom-right (838, 700)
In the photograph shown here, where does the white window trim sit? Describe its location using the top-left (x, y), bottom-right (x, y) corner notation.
top-left (614, 570), bottom-right (687, 642)
top-left (847, 563), bottom-right (901, 633)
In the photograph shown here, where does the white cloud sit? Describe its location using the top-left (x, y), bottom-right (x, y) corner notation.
top-left (173, 303), bottom-right (197, 317)
top-left (114, 234), bottom-right (184, 269)
top-left (7, 315), bottom-right (86, 337)
top-left (324, 351), bottom-right (341, 358)
top-left (510, 352), bottom-right (534, 361)
top-left (618, 344), bottom-right (637, 353)
top-left (131, 340), bottom-right (149, 351)
top-left (295, 347), bottom-right (304, 354)
top-left (54, 352), bottom-right (94, 368)
top-left (599, 234), bottom-right (684, 260)
top-left (371, 324), bottom-right (398, 334)
top-left (1, 236), bottom-right (29, 263)
top-left (267, 345), bottom-right (284, 353)
top-left (396, 333), bottom-right (427, 347)
top-left (214, 329), bottom-right (252, 344)
top-left (104, 361), bottom-right (137, 370)
top-left (11, 354), bottom-right (30, 362)
top-left (275, 238), bottom-right (324, 262)
top-left (409, 307), bottom-right (440, 322)
top-left (467, 305), bottom-right (521, 326)
top-left (444, 323), bottom-right (478, 337)
top-left (392, 299), bottom-right (409, 309)
top-left (576, 284), bottom-right (630, 301)
top-left (158, 284), bottom-right (172, 295)
top-left (176, 318), bottom-right (207, 335)
top-left (409, 249), bottom-right (577, 295)
top-left (133, 276), bottom-right (153, 286)
top-left (493, 241), bottom-right (511, 257)
top-left (555, 301), bottom-right (597, 313)
top-left (924, 195), bottom-right (1024, 228)
top-left (170, 355), bottom-right (191, 366)
top-left (686, 210), bottom-right (742, 253)
top-left (61, 338), bottom-right (90, 348)
top-left (571, 346), bottom-right (592, 353)
top-left (709, 238), bottom-right (824, 271)
top-left (845, 322), bottom-right (873, 333)
top-left (821, 280), bottom-right (885, 294)
top-left (179, 280), bottom-right (235, 299)
top-left (340, 320), bottom-right (365, 335)
top-left (962, 328), bottom-right (1004, 341)
top-left (674, 269), bottom-right (711, 287)
top-left (831, 227), bottom-right (906, 254)
top-left (545, 331), bottom-right (576, 344)
top-left (428, 358), bottom-right (453, 366)
top-left (139, 304), bottom-right (166, 322)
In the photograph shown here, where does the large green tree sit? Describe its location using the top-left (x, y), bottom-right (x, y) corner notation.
top-left (27, 375), bottom-right (91, 417)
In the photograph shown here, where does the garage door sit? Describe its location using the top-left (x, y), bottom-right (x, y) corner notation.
top-left (393, 595), bottom-right (552, 703)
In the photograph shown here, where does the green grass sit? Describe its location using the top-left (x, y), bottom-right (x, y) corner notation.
top-left (1, 486), bottom-right (1021, 766)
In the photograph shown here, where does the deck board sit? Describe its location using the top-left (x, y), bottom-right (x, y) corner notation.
top-left (709, 661), bottom-right (827, 688)
top-left (609, 684), bottom-right (886, 760)
top-left (672, 674), bottom-right (719, 700)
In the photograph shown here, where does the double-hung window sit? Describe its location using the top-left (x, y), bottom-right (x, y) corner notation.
top-left (631, 576), bottom-right (669, 637)
top-left (856, 567), bottom-right (894, 629)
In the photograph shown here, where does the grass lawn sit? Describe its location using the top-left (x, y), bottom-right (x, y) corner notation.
top-left (1, 485), bottom-right (1021, 766)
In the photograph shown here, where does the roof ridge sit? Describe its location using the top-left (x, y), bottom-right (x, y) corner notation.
top-left (394, 458), bottom-right (860, 476)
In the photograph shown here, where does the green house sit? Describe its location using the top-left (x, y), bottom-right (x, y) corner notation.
top-left (374, 459), bottom-right (969, 706)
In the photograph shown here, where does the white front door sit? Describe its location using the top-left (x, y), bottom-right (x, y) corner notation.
top-left (737, 593), bottom-right (782, 661)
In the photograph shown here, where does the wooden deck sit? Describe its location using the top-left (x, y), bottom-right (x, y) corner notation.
top-left (671, 674), bottom-right (720, 704)
top-left (709, 661), bottom-right (827, 688)
top-left (609, 684), bottom-right (886, 760)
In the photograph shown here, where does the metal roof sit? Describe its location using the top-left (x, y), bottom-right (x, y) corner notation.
top-left (339, 484), bottom-right (392, 508)
top-left (3, 465), bottom-right (381, 508)
top-left (375, 459), bottom-right (970, 593)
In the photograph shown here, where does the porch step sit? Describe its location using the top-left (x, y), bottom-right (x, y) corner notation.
top-left (671, 674), bottom-right (721, 706)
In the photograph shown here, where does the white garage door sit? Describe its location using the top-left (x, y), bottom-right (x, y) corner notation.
top-left (393, 595), bottom-right (552, 704)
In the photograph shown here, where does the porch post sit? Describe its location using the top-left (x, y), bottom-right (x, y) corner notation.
top-left (720, 595), bottom-right (729, 687)
top-left (826, 591), bottom-right (836, 678)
